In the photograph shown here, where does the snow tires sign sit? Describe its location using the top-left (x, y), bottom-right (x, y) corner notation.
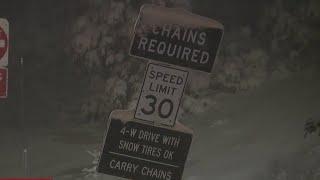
top-left (98, 117), bottom-right (192, 180)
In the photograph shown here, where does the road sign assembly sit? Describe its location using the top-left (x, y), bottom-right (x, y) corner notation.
top-left (129, 4), bottom-right (224, 73)
top-left (98, 4), bottom-right (224, 180)
top-left (135, 63), bottom-right (188, 127)
top-left (0, 18), bottom-right (9, 67)
top-left (0, 67), bottom-right (8, 98)
top-left (98, 110), bottom-right (193, 180)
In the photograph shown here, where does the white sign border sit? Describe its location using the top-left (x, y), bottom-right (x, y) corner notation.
top-left (134, 63), bottom-right (189, 127)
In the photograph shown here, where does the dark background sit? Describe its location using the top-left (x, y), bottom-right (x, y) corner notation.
top-left (0, 0), bottom-right (319, 179)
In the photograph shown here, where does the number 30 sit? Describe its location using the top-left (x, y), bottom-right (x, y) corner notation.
top-left (141, 95), bottom-right (173, 118)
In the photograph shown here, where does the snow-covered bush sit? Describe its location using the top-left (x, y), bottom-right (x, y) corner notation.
top-left (258, 0), bottom-right (320, 72)
top-left (210, 0), bottom-right (319, 92)
top-left (81, 150), bottom-right (101, 179)
top-left (69, 0), bottom-right (191, 121)
top-left (69, 0), bottom-right (319, 120)
top-left (211, 26), bottom-right (269, 91)
top-left (264, 145), bottom-right (320, 180)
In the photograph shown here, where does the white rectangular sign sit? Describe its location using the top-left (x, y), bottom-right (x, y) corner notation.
top-left (135, 63), bottom-right (188, 126)
top-left (0, 18), bottom-right (9, 67)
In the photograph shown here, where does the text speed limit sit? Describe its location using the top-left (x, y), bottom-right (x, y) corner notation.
top-left (135, 63), bottom-right (188, 126)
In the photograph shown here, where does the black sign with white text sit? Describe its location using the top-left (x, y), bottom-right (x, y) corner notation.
top-left (97, 118), bottom-right (193, 180)
top-left (129, 5), bottom-right (224, 73)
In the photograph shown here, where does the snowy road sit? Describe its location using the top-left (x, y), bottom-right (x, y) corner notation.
top-left (0, 70), bottom-right (319, 180)
top-left (183, 71), bottom-right (320, 180)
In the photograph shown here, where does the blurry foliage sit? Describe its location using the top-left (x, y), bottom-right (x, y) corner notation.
top-left (304, 118), bottom-right (320, 138)
top-left (68, 0), bottom-right (319, 121)
top-left (212, 27), bottom-right (269, 91)
top-left (69, 0), bottom-right (190, 121)
top-left (258, 0), bottom-right (320, 71)
top-left (264, 145), bottom-right (320, 180)
top-left (211, 0), bottom-right (320, 91)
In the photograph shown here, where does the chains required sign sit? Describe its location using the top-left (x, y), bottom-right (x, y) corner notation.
top-left (135, 63), bottom-right (188, 127)
top-left (129, 4), bottom-right (224, 73)
top-left (0, 18), bottom-right (9, 67)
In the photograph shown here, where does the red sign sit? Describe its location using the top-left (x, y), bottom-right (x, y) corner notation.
top-left (0, 67), bottom-right (8, 98)
top-left (0, 179), bottom-right (52, 180)
top-left (0, 25), bottom-right (8, 59)
top-left (0, 178), bottom-right (53, 180)
top-left (0, 18), bottom-right (9, 66)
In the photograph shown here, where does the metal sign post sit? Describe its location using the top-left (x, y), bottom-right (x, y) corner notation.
top-left (20, 57), bottom-right (30, 176)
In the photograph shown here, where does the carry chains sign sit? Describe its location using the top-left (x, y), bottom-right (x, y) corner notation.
top-left (0, 18), bottom-right (9, 67)
top-left (129, 4), bottom-right (224, 73)
top-left (135, 63), bottom-right (188, 127)
top-left (97, 116), bottom-right (192, 180)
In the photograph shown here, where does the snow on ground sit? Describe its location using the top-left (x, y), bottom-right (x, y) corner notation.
top-left (0, 70), bottom-right (319, 179)
top-left (182, 70), bottom-right (320, 180)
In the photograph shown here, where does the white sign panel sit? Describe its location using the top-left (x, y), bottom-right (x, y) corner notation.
top-left (135, 63), bottom-right (188, 126)
top-left (0, 18), bottom-right (9, 67)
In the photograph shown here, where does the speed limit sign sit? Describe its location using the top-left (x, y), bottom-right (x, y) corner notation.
top-left (135, 63), bottom-right (188, 126)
